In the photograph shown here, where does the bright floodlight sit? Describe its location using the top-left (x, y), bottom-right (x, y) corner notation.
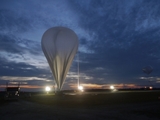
top-left (45, 86), bottom-right (51, 92)
top-left (78, 85), bottom-right (84, 91)
top-left (110, 85), bottom-right (114, 90)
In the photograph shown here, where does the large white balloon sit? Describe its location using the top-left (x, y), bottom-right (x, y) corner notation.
top-left (41, 27), bottom-right (79, 91)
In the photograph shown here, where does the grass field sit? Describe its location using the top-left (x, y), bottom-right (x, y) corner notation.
top-left (19, 90), bottom-right (160, 107)
top-left (0, 90), bottom-right (160, 107)
top-left (0, 90), bottom-right (160, 120)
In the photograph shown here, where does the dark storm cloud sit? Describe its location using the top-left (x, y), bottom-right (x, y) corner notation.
top-left (0, 56), bottom-right (49, 77)
top-left (0, 0), bottom-right (58, 36)
top-left (69, 0), bottom-right (160, 85)
top-left (0, 8), bottom-right (33, 33)
top-left (0, 33), bottom-right (47, 81)
top-left (0, 33), bottom-right (42, 55)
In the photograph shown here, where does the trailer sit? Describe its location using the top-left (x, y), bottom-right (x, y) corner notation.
top-left (4, 82), bottom-right (20, 100)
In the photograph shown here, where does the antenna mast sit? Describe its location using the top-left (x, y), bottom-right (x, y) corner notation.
top-left (77, 52), bottom-right (79, 87)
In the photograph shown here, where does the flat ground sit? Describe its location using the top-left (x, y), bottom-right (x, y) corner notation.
top-left (0, 90), bottom-right (160, 120)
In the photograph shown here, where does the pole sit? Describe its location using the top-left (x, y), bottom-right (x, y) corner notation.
top-left (77, 52), bottom-right (79, 88)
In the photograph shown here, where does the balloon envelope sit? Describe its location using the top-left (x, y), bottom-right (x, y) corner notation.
top-left (41, 27), bottom-right (78, 90)
top-left (142, 66), bottom-right (153, 75)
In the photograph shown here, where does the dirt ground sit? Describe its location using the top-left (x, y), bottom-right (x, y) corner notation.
top-left (0, 97), bottom-right (160, 120)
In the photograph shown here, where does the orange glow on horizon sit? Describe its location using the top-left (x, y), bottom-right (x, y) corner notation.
top-left (0, 83), bottom-right (146, 91)
top-left (69, 83), bottom-right (143, 89)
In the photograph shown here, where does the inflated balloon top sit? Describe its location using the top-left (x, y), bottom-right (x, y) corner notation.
top-left (41, 27), bottom-right (79, 91)
top-left (142, 66), bottom-right (153, 75)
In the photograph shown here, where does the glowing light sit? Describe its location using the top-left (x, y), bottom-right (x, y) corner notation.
top-left (78, 85), bottom-right (84, 92)
top-left (110, 85), bottom-right (114, 90)
top-left (45, 86), bottom-right (51, 92)
top-left (149, 86), bottom-right (153, 90)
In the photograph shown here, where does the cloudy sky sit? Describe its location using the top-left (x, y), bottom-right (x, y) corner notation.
top-left (1, 0), bottom-right (160, 91)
